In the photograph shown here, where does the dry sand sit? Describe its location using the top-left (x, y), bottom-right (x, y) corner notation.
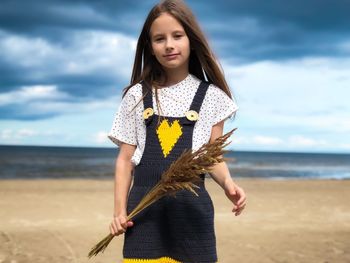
top-left (0, 178), bottom-right (349, 263)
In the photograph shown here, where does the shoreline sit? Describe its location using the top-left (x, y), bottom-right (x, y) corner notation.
top-left (0, 176), bottom-right (350, 182)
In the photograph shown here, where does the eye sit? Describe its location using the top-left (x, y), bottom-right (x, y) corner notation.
top-left (174, 34), bottom-right (183, 39)
top-left (153, 37), bottom-right (164, 42)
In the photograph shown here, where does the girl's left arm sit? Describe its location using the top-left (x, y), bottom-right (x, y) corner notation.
top-left (208, 120), bottom-right (247, 216)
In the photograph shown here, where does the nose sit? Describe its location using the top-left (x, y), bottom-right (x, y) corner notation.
top-left (165, 37), bottom-right (174, 50)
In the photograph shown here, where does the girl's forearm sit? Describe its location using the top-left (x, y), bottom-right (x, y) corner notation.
top-left (114, 157), bottom-right (134, 216)
top-left (208, 161), bottom-right (237, 191)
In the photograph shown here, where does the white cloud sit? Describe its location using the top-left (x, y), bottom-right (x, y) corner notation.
top-left (224, 56), bottom-right (350, 109)
top-left (222, 57), bottom-right (350, 137)
top-left (0, 128), bottom-right (37, 142)
top-left (94, 131), bottom-right (109, 144)
top-left (62, 31), bottom-right (136, 77)
top-left (20, 94), bottom-right (120, 116)
top-left (288, 135), bottom-right (328, 147)
top-left (252, 135), bottom-right (283, 145)
top-left (0, 84), bottom-right (121, 117)
top-left (338, 143), bottom-right (350, 150)
top-left (16, 128), bottom-right (37, 138)
top-left (0, 29), bottom-right (136, 80)
top-left (0, 127), bottom-right (66, 144)
top-left (0, 129), bottom-right (12, 140)
top-left (0, 85), bottom-right (69, 106)
top-left (0, 34), bottom-right (57, 67)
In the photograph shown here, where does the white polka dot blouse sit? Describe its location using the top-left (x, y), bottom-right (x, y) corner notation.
top-left (107, 73), bottom-right (239, 166)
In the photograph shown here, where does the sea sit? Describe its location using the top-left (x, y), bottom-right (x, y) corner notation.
top-left (0, 145), bottom-right (349, 180)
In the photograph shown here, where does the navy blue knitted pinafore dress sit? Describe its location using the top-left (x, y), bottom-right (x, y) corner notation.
top-left (122, 80), bottom-right (218, 263)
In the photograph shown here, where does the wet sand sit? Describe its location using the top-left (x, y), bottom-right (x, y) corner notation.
top-left (0, 178), bottom-right (349, 263)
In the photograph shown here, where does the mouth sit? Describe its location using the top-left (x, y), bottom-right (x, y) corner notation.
top-left (164, 53), bottom-right (180, 57)
top-left (164, 53), bottom-right (180, 60)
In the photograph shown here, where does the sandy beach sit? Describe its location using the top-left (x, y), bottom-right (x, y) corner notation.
top-left (0, 178), bottom-right (349, 263)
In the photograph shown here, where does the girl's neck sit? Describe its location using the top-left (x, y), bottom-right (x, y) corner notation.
top-left (159, 69), bottom-right (189, 88)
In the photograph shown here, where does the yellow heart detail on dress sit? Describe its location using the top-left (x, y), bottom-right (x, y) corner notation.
top-left (156, 119), bottom-right (183, 158)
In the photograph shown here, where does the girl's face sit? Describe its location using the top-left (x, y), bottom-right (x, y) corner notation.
top-left (150, 12), bottom-right (190, 72)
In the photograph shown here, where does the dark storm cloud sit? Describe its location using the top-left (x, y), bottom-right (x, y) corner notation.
top-left (188, 0), bottom-right (350, 61)
top-left (1, 0), bottom-right (349, 58)
top-left (0, 104), bottom-right (59, 120)
top-left (0, 60), bottom-right (31, 92)
top-left (0, 0), bottom-right (349, 120)
top-left (52, 74), bottom-right (126, 99)
top-left (0, 54), bottom-right (123, 98)
top-left (0, 0), bottom-right (152, 37)
top-left (196, 0), bottom-right (350, 31)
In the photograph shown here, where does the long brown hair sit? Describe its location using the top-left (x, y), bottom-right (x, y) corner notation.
top-left (122, 0), bottom-right (236, 118)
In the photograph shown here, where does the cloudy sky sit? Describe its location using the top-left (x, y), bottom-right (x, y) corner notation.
top-left (0, 0), bottom-right (349, 153)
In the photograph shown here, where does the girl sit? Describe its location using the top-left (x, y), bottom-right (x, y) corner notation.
top-left (108, 0), bottom-right (246, 262)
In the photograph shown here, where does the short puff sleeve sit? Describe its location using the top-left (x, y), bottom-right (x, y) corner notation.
top-left (107, 90), bottom-right (137, 147)
top-left (210, 86), bottom-right (239, 126)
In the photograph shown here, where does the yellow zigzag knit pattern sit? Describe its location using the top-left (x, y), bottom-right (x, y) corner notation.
top-left (123, 257), bottom-right (219, 263)
top-left (156, 119), bottom-right (183, 158)
top-left (123, 257), bottom-right (181, 263)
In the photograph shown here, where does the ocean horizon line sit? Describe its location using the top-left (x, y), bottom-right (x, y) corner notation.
top-left (0, 144), bottom-right (349, 156)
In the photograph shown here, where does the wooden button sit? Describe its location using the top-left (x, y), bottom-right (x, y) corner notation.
top-left (185, 110), bottom-right (199, 121)
top-left (143, 108), bottom-right (154, 119)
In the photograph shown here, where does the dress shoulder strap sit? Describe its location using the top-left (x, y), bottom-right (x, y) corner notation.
top-left (141, 81), bottom-right (153, 110)
top-left (188, 81), bottom-right (211, 113)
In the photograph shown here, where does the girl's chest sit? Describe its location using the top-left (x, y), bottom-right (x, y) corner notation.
top-left (138, 87), bottom-right (198, 116)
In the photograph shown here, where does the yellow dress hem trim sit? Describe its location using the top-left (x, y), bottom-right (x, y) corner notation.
top-left (122, 256), bottom-right (181, 263)
top-left (122, 257), bottom-right (219, 263)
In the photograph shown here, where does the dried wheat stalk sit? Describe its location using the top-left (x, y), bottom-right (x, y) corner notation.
top-left (88, 127), bottom-right (237, 258)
